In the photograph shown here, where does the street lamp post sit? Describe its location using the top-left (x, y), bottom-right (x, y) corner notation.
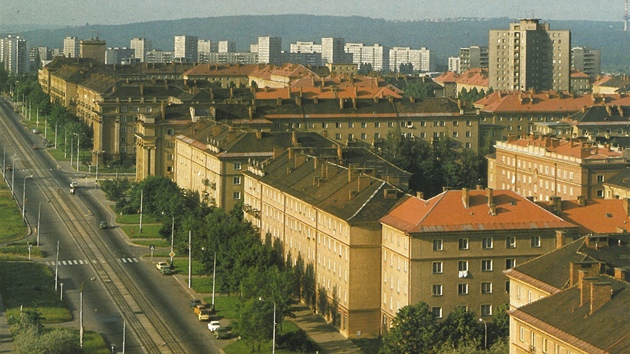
top-left (80, 277), bottom-right (96, 348)
top-left (170, 216), bottom-right (174, 264)
top-left (259, 297), bottom-right (276, 354)
top-left (211, 250), bottom-right (216, 311)
top-left (22, 175), bottom-right (33, 221)
top-left (479, 318), bottom-right (487, 350)
top-left (95, 150), bottom-right (104, 185)
top-left (36, 202), bottom-right (41, 247)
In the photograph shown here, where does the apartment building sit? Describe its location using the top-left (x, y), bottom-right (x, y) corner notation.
top-left (197, 39), bottom-right (212, 63)
top-left (1, 35), bottom-right (28, 74)
top-left (105, 47), bottom-right (135, 65)
top-left (488, 135), bottom-right (628, 201)
top-left (592, 75), bottom-right (630, 94)
top-left (256, 36), bottom-right (282, 65)
top-left (344, 43), bottom-right (389, 72)
top-left (175, 127), bottom-right (336, 210)
top-left (145, 50), bottom-right (174, 64)
top-left (459, 45), bottom-right (488, 72)
top-left (571, 46), bottom-right (601, 79)
top-left (130, 37), bottom-right (152, 62)
top-left (63, 36), bottom-right (80, 58)
top-left (448, 57), bottom-right (461, 74)
top-left (243, 146), bottom-right (410, 338)
top-left (389, 47), bottom-right (432, 73)
top-left (379, 188), bottom-right (577, 332)
top-left (174, 35), bottom-right (198, 63)
top-left (321, 37), bottom-right (346, 64)
top-left (489, 19), bottom-right (571, 92)
top-left (603, 168), bottom-right (630, 199)
top-left (570, 70), bottom-right (591, 94)
top-left (561, 103), bottom-right (630, 140)
top-left (80, 38), bottom-right (106, 64)
top-left (505, 233), bottom-right (630, 354)
top-left (218, 41), bottom-right (235, 53)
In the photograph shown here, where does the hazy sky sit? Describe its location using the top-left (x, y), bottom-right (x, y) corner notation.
top-left (2, 0), bottom-right (622, 26)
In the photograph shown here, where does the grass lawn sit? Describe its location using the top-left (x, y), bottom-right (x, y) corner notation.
top-left (0, 243), bottom-right (45, 258)
top-left (191, 276), bottom-right (218, 294)
top-left (0, 262), bottom-right (72, 322)
top-left (120, 224), bottom-right (163, 238)
top-left (116, 213), bottom-right (159, 224)
top-left (0, 183), bottom-right (27, 243)
top-left (171, 257), bottom-right (208, 276)
top-left (210, 296), bottom-right (240, 319)
top-left (132, 239), bottom-right (170, 248)
top-left (223, 320), bottom-right (314, 354)
top-left (82, 331), bottom-right (112, 354)
top-left (352, 338), bottom-right (381, 354)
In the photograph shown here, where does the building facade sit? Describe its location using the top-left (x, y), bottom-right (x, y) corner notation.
top-left (344, 43), bottom-right (389, 72)
top-left (488, 135), bottom-right (628, 201)
top-left (174, 35), bottom-right (199, 63)
top-left (63, 36), bottom-right (80, 58)
top-left (389, 47), bottom-right (432, 73)
top-left (257, 36), bottom-right (282, 65)
top-left (1, 35), bottom-right (28, 74)
top-left (460, 45), bottom-right (489, 72)
top-left (489, 19), bottom-right (571, 92)
top-left (105, 47), bottom-right (135, 65)
top-left (571, 46), bottom-right (601, 79)
top-left (80, 38), bottom-right (106, 64)
top-left (321, 37), bottom-right (346, 64)
top-left (130, 37), bottom-right (152, 62)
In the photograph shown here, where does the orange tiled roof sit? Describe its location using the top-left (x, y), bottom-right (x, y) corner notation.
top-left (248, 63), bottom-right (319, 81)
top-left (502, 136), bottom-right (623, 160)
top-left (254, 76), bottom-right (403, 100)
top-left (476, 90), bottom-right (630, 114)
top-left (456, 68), bottom-right (489, 87)
top-left (571, 70), bottom-right (590, 79)
top-left (433, 71), bottom-right (458, 84)
top-left (550, 199), bottom-right (630, 234)
top-left (380, 189), bottom-right (576, 233)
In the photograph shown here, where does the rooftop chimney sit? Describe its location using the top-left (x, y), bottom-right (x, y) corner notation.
top-left (462, 188), bottom-right (470, 208)
top-left (416, 191), bottom-right (424, 199)
top-left (487, 188), bottom-right (494, 206)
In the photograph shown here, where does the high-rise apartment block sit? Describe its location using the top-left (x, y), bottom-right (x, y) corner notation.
top-left (105, 47), bottom-right (135, 65)
top-left (321, 37), bottom-right (346, 64)
top-left (80, 38), bottom-right (106, 64)
top-left (130, 37), bottom-right (152, 62)
top-left (63, 36), bottom-right (80, 58)
top-left (197, 39), bottom-right (212, 63)
top-left (389, 47), bottom-right (432, 72)
top-left (218, 41), bottom-right (235, 53)
top-left (489, 19), bottom-right (571, 92)
top-left (459, 45), bottom-right (488, 72)
top-left (256, 36), bottom-right (282, 65)
top-left (1, 35), bottom-right (28, 74)
top-left (344, 43), bottom-right (389, 72)
top-left (448, 56), bottom-right (461, 73)
top-left (174, 35), bottom-right (198, 63)
top-left (145, 50), bottom-right (174, 64)
top-left (572, 46), bottom-right (601, 79)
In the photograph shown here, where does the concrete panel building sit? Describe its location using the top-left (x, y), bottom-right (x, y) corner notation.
top-left (321, 37), bottom-right (346, 64)
top-left (1, 35), bottom-right (28, 74)
top-left (130, 37), bottom-right (152, 62)
top-left (174, 35), bottom-right (198, 63)
top-left (63, 36), bottom-right (80, 58)
top-left (257, 36), bottom-right (282, 65)
top-left (460, 45), bottom-right (488, 72)
top-left (572, 46), bottom-right (601, 79)
top-left (80, 38), bottom-right (106, 64)
top-left (489, 19), bottom-right (571, 92)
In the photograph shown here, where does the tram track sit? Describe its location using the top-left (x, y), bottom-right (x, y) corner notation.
top-left (0, 101), bottom-right (187, 354)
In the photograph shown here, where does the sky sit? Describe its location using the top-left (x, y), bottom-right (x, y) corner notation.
top-left (1, 0), bottom-right (622, 26)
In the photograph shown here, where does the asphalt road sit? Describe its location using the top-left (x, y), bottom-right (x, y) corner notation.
top-left (0, 97), bottom-right (221, 353)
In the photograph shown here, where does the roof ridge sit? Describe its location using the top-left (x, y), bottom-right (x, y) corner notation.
top-left (413, 191), bottom-right (447, 229)
top-left (348, 181), bottom-right (387, 221)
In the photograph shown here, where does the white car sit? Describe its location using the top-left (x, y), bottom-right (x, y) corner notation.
top-left (70, 182), bottom-right (79, 188)
top-left (208, 321), bottom-right (221, 332)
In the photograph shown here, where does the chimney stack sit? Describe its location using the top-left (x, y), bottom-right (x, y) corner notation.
top-left (416, 191), bottom-right (424, 199)
top-left (590, 282), bottom-right (612, 315)
top-left (462, 188), bottom-right (470, 208)
top-left (487, 188), bottom-right (494, 206)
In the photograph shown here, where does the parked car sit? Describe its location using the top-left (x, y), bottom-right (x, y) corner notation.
top-left (214, 328), bottom-right (230, 339)
top-left (198, 309), bottom-right (210, 321)
top-left (193, 304), bottom-right (206, 315)
top-left (156, 261), bottom-right (171, 274)
top-left (32, 128), bottom-right (39, 134)
top-left (207, 321), bottom-right (221, 332)
top-left (99, 221), bottom-right (107, 229)
top-left (70, 182), bottom-right (79, 188)
top-left (189, 299), bottom-right (202, 308)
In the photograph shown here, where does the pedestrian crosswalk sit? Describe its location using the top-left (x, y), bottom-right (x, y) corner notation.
top-left (45, 258), bottom-right (139, 266)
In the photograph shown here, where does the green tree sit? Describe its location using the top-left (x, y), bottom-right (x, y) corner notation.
top-left (404, 80), bottom-right (436, 100)
top-left (380, 302), bottom-right (440, 354)
top-left (439, 306), bottom-right (482, 349)
top-left (233, 297), bottom-right (274, 352)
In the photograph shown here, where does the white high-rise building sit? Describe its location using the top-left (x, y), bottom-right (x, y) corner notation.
top-left (197, 39), bottom-right (212, 63)
top-left (448, 56), bottom-right (461, 73)
top-left (256, 36), bottom-right (282, 65)
top-left (459, 45), bottom-right (488, 72)
top-left (321, 37), bottom-right (346, 64)
top-left (1, 35), bottom-right (28, 74)
top-left (344, 43), bottom-right (389, 72)
top-left (388, 47), bottom-right (433, 73)
top-left (130, 37), bottom-right (152, 62)
top-left (290, 41), bottom-right (322, 54)
top-left (63, 36), bottom-right (80, 58)
top-left (174, 35), bottom-right (198, 63)
top-left (218, 41), bottom-right (236, 53)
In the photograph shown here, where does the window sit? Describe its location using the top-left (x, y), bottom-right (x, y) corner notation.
top-left (481, 282), bottom-right (493, 294)
top-left (374, 122), bottom-right (380, 128)
top-left (506, 237), bottom-right (516, 249)
top-left (481, 259), bottom-right (493, 272)
top-left (458, 238), bottom-right (469, 250)
top-left (432, 262), bottom-right (443, 274)
top-left (361, 122), bottom-right (367, 128)
top-left (432, 307), bottom-right (442, 318)
top-left (433, 239), bottom-right (443, 251)
top-left (233, 192), bottom-right (241, 199)
top-left (233, 162), bottom-right (242, 170)
top-left (233, 177), bottom-right (241, 185)
top-left (432, 284), bottom-right (443, 296)
top-left (482, 237), bottom-right (493, 249)
top-left (505, 281), bottom-right (510, 293)
top-left (335, 122), bottom-right (342, 128)
top-left (458, 283), bottom-right (469, 295)
top-left (348, 122), bottom-right (354, 128)
top-left (167, 129), bottom-right (175, 135)
top-left (481, 304), bottom-right (492, 316)
top-left (597, 190), bottom-right (604, 198)
top-left (458, 261), bottom-right (468, 271)
top-left (506, 258), bottom-right (516, 269)
top-left (519, 326), bottom-right (524, 341)
top-left (531, 236), bottom-right (541, 248)
top-left (335, 133), bottom-right (342, 140)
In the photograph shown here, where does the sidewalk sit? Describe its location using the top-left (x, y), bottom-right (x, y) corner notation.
top-left (0, 293), bottom-right (15, 353)
top-left (291, 305), bottom-right (362, 354)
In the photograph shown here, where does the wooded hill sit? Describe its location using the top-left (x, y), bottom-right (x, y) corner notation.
top-left (9, 15), bottom-right (630, 73)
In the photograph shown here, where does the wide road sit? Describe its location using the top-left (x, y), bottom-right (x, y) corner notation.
top-left (0, 97), bottom-right (220, 353)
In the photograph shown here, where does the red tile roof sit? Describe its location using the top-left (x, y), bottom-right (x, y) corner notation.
top-left (380, 189), bottom-right (577, 234)
top-left (548, 199), bottom-right (630, 234)
top-left (433, 68), bottom-right (488, 87)
top-left (501, 136), bottom-right (623, 160)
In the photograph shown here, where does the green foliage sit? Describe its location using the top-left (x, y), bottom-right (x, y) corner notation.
top-left (380, 133), bottom-right (487, 198)
top-left (404, 80), bottom-right (436, 100)
top-left (440, 306), bottom-right (482, 348)
top-left (276, 329), bottom-right (318, 352)
top-left (100, 178), bottom-right (131, 205)
top-left (379, 302), bottom-right (439, 354)
top-left (458, 87), bottom-right (486, 105)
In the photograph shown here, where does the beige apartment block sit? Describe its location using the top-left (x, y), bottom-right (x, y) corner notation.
top-left (174, 126), bottom-right (336, 210)
top-left (243, 146), bottom-right (410, 338)
top-left (489, 19), bottom-right (571, 92)
top-left (488, 135), bottom-right (628, 201)
top-left (379, 188), bottom-right (577, 333)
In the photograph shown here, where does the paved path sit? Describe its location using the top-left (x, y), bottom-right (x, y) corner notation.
top-left (0, 292), bottom-right (15, 353)
top-left (291, 305), bottom-right (362, 354)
